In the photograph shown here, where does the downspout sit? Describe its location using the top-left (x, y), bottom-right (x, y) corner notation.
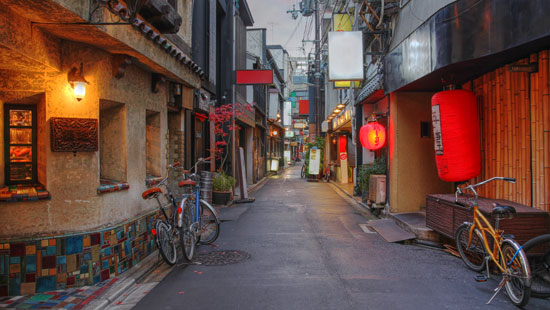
top-left (376, 0), bottom-right (384, 29)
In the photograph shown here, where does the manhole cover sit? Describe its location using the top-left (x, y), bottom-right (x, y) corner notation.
top-left (195, 250), bottom-right (250, 266)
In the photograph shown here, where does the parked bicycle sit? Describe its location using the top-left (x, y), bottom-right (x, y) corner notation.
top-left (521, 234), bottom-right (550, 298)
top-left (454, 177), bottom-right (531, 307)
top-left (179, 157), bottom-right (221, 262)
top-left (141, 163), bottom-right (184, 265)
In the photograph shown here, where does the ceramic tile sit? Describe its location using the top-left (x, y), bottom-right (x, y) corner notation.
top-left (25, 255), bottom-right (36, 273)
top-left (41, 256), bottom-right (55, 269)
top-left (25, 273), bottom-right (35, 282)
top-left (36, 276), bottom-right (56, 293)
top-left (45, 247), bottom-right (56, 256)
top-left (10, 244), bottom-right (24, 257)
top-left (25, 246), bottom-right (36, 256)
top-left (65, 237), bottom-right (82, 256)
top-left (20, 282), bottom-right (35, 295)
top-left (66, 255), bottom-right (77, 273)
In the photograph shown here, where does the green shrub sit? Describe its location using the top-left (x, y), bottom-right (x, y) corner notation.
top-left (212, 172), bottom-right (235, 192)
top-left (357, 157), bottom-right (387, 195)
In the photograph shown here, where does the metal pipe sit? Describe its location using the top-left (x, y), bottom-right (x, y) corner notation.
top-left (377, 0), bottom-right (384, 29)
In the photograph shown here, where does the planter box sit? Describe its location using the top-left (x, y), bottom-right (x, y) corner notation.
top-left (426, 194), bottom-right (549, 245)
top-left (212, 191), bottom-right (231, 205)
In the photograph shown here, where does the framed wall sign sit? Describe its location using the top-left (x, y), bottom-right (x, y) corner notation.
top-left (4, 104), bottom-right (37, 184)
top-left (50, 117), bottom-right (98, 152)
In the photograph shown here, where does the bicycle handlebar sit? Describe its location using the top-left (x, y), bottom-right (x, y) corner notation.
top-left (455, 177), bottom-right (516, 203)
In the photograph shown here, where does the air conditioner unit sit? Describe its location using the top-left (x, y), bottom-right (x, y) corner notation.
top-left (368, 174), bottom-right (386, 204)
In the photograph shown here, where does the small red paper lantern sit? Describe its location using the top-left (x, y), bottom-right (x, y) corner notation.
top-left (360, 121), bottom-right (386, 151)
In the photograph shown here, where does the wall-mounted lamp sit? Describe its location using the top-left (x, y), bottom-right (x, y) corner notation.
top-left (272, 130), bottom-right (278, 136)
top-left (68, 63), bottom-right (89, 101)
top-left (333, 109), bottom-right (342, 113)
top-left (336, 103), bottom-right (346, 109)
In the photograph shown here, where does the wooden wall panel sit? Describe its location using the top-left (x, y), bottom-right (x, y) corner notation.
top-left (468, 50), bottom-right (550, 212)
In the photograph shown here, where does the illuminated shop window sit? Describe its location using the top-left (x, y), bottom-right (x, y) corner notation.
top-left (4, 104), bottom-right (37, 184)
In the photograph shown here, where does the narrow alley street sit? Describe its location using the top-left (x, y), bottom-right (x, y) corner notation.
top-left (129, 165), bottom-right (548, 310)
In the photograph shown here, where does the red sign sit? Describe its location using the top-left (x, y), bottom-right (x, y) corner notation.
top-left (236, 70), bottom-right (273, 84)
top-left (340, 153), bottom-right (347, 161)
top-left (299, 100), bottom-right (309, 114)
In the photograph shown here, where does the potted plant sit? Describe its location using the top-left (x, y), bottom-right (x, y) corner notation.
top-left (212, 172), bottom-right (235, 205)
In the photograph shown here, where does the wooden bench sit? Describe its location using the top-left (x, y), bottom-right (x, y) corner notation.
top-left (426, 194), bottom-right (549, 246)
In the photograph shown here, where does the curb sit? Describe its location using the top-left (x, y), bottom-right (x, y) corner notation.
top-left (328, 182), bottom-right (377, 220)
top-left (83, 250), bottom-right (162, 310)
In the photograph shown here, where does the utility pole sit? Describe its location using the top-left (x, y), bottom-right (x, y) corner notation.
top-left (313, 0), bottom-right (321, 139)
top-left (287, 0), bottom-right (321, 140)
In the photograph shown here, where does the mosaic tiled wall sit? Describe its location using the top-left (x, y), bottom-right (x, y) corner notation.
top-left (0, 212), bottom-right (158, 296)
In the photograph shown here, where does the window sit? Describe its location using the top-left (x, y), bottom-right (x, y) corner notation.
top-left (3, 104), bottom-right (37, 184)
top-left (99, 100), bottom-right (127, 183)
top-left (146, 110), bottom-right (161, 177)
top-left (420, 121), bottom-right (431, 138)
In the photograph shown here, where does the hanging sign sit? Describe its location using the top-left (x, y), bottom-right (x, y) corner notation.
top-left (236, 70), bottom-right (274, 84)
top-left (308, 146), bottom-right (320, 175)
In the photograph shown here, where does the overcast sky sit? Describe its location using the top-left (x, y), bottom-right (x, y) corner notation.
top-left (247, 0), bottom-right (315, 58)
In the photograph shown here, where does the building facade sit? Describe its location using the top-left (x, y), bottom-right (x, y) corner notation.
top-left (0, 0), bottom-right (202, 295)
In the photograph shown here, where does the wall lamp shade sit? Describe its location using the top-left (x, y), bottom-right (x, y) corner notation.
top-left (68, 63), bottom-right (89, 101)
top-left (336, 103), bottom-right (346, 109)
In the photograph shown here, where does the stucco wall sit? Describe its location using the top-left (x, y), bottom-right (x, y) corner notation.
top-left (0, 39), bottom-right (172, 237)
top-left (389, 92), bottom-right (452, 213)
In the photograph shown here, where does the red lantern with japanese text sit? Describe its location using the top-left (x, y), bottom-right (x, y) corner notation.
top-left (431, 89), bottom-right (480, 182)
top-left (360, 121), bottom-right (386, 151)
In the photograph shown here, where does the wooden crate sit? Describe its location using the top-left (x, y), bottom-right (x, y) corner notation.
top-left (426, 194), bottom-right (549, 245)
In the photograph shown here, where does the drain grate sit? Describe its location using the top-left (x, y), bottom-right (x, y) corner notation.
top-left (195, 250), bottom-right (250, 266)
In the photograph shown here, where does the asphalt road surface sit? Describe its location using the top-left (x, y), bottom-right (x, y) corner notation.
top-left (132, 165), bottom-right (549, 310)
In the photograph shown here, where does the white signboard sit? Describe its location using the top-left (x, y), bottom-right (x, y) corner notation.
top-left (328, 31), bottom-right (364, 81)
top-left (308, 147), bottom-right (320, 175)
top-left (283, 101), bottom-right (292, 126)
top-left (268, 91), bottom-right (279, 120)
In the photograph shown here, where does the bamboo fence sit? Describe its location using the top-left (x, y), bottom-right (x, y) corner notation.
top-left (467, 50), bottom-right (550, 212)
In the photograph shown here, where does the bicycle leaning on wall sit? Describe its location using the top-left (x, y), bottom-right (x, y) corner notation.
top-left (141, 163), bottom-right (185, 265)
top-left (454, 177), bottom-right (532, 307)
top-left (179, 157), bottom-right (221, 262)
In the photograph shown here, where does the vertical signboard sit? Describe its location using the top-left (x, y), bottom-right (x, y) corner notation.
top-left (283, 101), bottom-right (292, 126)
top-left (268, 90), bottom-right (279, 120)
top-left (339, 135), bottom-right (348, 184)
top-left (308, 147), bottom-right (320, 175)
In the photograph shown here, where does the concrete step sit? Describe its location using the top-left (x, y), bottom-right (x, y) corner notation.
top-left (388, 212), bottom-right (441, 243)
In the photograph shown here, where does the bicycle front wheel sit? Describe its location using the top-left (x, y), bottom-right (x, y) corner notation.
top-left (179, 200), bottom-right (196, 262)
top-left (156, 220), bottom-right (177, 265)
top-left (521, 234), bottom-right (550, 298)
top-left (455, 223), bottom-right (486, 272)
top-left (198, 200), bottom-right (220, 245)
top-left (501, 239), bottom-right (531, 307)
top-left (301, 164), bottom-right (306, 178)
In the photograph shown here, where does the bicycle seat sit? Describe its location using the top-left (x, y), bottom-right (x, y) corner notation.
top-left (492, 203), bottom-right (516, 219)
top-left (178, 180), bottom-right (196, 187)
top-left (142, 187), bottom-right (162, 200)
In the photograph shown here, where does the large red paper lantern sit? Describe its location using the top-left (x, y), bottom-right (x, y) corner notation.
top-left (360, 121), bottom-right (386, 151)
top-left (431, 89), bottom-right (481, 182)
